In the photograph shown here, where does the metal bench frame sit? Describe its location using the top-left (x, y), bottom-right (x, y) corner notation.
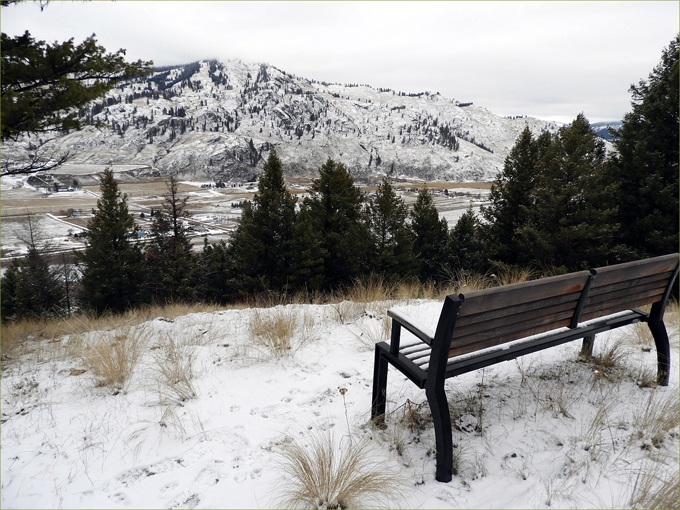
top-left (371, 254), bottom-right (679, 482)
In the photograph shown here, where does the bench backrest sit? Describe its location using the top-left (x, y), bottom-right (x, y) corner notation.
top-left (437, 254), bottom-right (679, 359)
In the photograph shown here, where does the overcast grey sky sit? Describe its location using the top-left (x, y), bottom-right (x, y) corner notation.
top-left (2, 1), bottom-right (678, 123)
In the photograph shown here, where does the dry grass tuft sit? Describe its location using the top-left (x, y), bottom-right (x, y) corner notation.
top-left (81, 327), bottom-right (145, 391)
top-left (490, 263), bottom-right (535, 287)
top-left (448, 270), bottom-right (493, 294)
top-left (1, 302), bottom-right (230, 366)
top-left (628, 458), bottom-right (680, 509)
top-left (248, 307), bottom-right (318, 359)
top-left (632, 390), bottom-right (680, 448)
top-left (276, 430), bottom-right (405, 509)
top-left (150, 337), bottom-right (197, 404)
top-left (350, 312), bottom-right (391, 351)
top-left (342, 274), bottom-right (397, 304)
top-left (591, 339), bottom-right (629, 375)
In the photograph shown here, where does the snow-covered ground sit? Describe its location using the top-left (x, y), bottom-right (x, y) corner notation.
top-left (2, 300), bottom-right (678, 509)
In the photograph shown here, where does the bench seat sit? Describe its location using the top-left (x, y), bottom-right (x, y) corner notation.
top-left (371, 254), bottom-right (679, 483)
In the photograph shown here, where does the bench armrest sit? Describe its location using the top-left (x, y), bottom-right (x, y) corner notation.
top-left (388, 308), bottom-right (435, 346)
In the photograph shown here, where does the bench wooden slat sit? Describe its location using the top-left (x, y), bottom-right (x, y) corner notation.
top-left (453, 299), bottom-right (580, 341)
top-left (580, 290), bottom-right (667, 322)
top-left (449, 312), bottom-right (575, 357)
top-left (586, 271), bottom-right (671, 298)
top-left (454, 292), bottom-right (579, 328)
top-left (584, 280), bottom-right (669, 309)
top-left (586, 254), bottom-right (678, 287)
top-left (456, 271), bottom-right (591, 317)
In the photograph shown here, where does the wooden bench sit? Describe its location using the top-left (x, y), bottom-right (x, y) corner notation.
top-left (371, 253), bottom-right (679, 482)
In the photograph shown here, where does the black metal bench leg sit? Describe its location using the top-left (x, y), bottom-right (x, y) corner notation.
top-left (580, 335), bottom-right (595, 357)
top-left (371, 346), bottom-right (389, 428)
top-left (426, 383), bottom-right (453, 482)
top-left (648, 320), bottom-right (670, 386)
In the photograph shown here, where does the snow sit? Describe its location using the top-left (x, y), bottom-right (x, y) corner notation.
top-left (2, 301), bottom-right (678, 509)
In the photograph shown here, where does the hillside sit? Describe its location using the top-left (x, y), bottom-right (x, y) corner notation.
top-left (1, 59), bottom-right (561, 183)
top-left (1, 299), bottom-right (678, 508)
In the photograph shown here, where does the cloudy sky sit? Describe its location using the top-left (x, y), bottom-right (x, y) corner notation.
top-left (2, 1), bottom-right (678, 123)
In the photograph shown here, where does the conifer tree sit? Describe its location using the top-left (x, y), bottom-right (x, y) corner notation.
top-left (78, 168), bottom-right (145, 314)
top-left (481, 127), bottom-right (540, 265)
top-left (608, 35), bottom-right (679, 260)
top-left (145, 176), bottom-right (195, 303)
top-left (365, 176), bottom-right (414, 279)
top-left (294, 158), bottom-right (368, 290)
top-left (409, 186), bottom-right (449, 281)
top-left (1, 213), bottom-right (65, 321)
top-left (516, 114), bottom-right (618, 271)
top-left (228, 149), bottom-right (297, 294)
top-left (449, 207), bottom-right (486, 273)
top-left (1, 23), bottom-right (152, 174)
top-left (195, 239), bottom-right (234, 304)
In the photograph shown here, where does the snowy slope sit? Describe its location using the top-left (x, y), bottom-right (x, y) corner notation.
top-left (2, 301), bottom-right (678, 509)
top-left (1, 60), bottom-right (561, 182)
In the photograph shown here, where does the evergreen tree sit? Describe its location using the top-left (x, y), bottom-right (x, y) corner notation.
top-left (145, 177), bottom-right (195, 303)
top-left (290, 203), bottom-right (326, 292)
top-left (1, 213), bottom-right (66, 321)
top-left (516, 114), bottom-right (618, 271)
top-left (294, 158), bottom-right (368, 290)
top-left (608, 35), bottom-right (679, 260)
top-left (481, 127), bottom-right (540, 265)
top-left (449, 208), bottom-right (486, 273)
top-left (195, 239), bottom-right (234, 304)
top-left (1, 265), bottom-right (19, 322)
top-left (365, 176), bottom-right (414, 279)
top-left (409, 186), bottom-right (449, 281)
top-left (228, 149), bottom-right (297, 294)
top-left (1, 23), bottom-right (152, 175)
top-left (12, 247), bottom-right (66, 319)
top-left (78, 168), bottom-right (145, 314)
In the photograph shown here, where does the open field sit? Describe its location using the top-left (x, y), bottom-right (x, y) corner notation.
top-left (1, 172), bottom-right (490, 266)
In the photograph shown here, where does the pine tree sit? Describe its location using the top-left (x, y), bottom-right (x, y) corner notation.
top-left (1, 265), bottom-right (19, 322)
top-left (195, 239), bottom-right (234, 304)
top-left (1, 25), bottom-right (152, 175)
top-left (1, 213), bottom-right (65, 321)
top-left (228, 149), bottom-right (297, 294)
top-left (608, 35), bottom-right (679, 260)
top-left (516, 114), bottom-right (618, 271)
top-left (145, 177), bottom-right (195, 304)
top-left (78, 168), bottom-right (145, 314)
top-left (12, 247), bottom-right (65, 319)
top-left (365, 176), bottom-right (414, 279)
top-left (449, 208), bottom-right (485, 273)
top-left (409, 186), bottom-right (449, 281)
top-left (480, 127), bottom-right (540, 265)
top-left (294, 158), bottom-right (369, 290)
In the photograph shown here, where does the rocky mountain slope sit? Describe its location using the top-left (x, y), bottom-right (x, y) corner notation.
top-left (5, 59), bottom-right (562, 182)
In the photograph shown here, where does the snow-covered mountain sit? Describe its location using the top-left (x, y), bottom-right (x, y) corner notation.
top-left (5, 59), bottom-right (562, 182)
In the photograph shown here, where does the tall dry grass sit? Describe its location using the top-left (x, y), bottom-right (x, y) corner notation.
top-left (1, 302), bottom-right (229, 365)
top-left (150, 337), bottom-right (197, 404)
top-left (247, 307), bottom-right (319, 359)
top-left (81, 327), bottom-right (145, 391)
top-left (276, 431), bottom-right (405, 509)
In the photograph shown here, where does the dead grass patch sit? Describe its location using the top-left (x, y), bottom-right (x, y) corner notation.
top-left (632, 390), bottom-right (680, 449)
top-left (628, 457), bottom-right (680, 509)
top-left (150, 337), bottom-right (197, 404)
top-left (276, 430), bottom-right (405, 509)
top-left (81, 327), bottom-right (145, 392)
top-left (247, 307), bottom-right (319, 359)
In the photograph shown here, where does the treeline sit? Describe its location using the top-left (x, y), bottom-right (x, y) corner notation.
top-left (1, 36), bottom-right (677, 321)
